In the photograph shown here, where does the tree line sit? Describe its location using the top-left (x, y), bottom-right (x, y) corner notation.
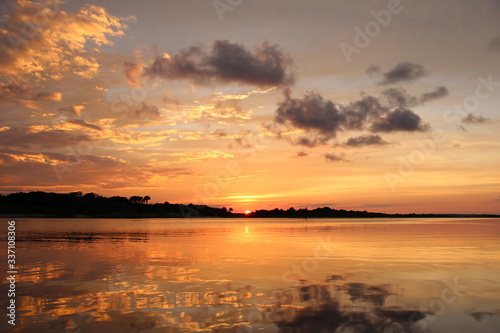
top-left (1, 191), bottom-right (496, 218)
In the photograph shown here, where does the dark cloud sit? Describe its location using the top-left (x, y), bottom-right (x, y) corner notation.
top-left (213, 129), bottom-right (227, 137)
top-left (58, 105), bottom-right (84, 117)
top-left (42, 152), bottom-right (124, 168)
top-left (486, 36), bottom-right (500, 52)
top-left (382, 86), bottom-right (448, 108)
top-left (379, 62), bottom-right (426, 85)
top-left (462, 113), bottom-right (488, 124)
top-left (274, 92), bottom-right (346, 142)
top-left (34, 92), bottom-right (62, 101)
top-left (132, 103), bottom-right (162, 121)
top-left (0, 83), bottom-right (29, 100)
top-left (274, 91), bottom-right (428, 147)
top-left (371, 108), bottom-right (429, 132)
top-left (344, 95), bottom-right (387, 130)
top-left (420, 86), bottom-right (449, 103)
top-left (366, 65), bottom-right (380, 76)
top-left (66, 119), bottom-right (103, 131)
top-left (145, 40), bottom-right (294, 87)
top-left (0, 127), bottom-right (92, 149)
top-left (469, 311), bottom-right (500, 322)
top-left (293, 136), bottom-right (328, 148)
top-left (295, 150), bottom-right (308, 157)
top-left (382, 88), bottom-right (418, 108)
top-left (324, 152), bottom-right (345, 162)
top-left (343, 134), bottom-right (389, 147)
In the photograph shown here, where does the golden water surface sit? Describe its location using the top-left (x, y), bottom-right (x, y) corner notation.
top-left (1, 218), bottom-right (500, 332)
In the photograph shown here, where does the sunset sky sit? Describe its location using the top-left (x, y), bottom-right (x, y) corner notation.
top-left (0, 0), bottom-right (499, 214)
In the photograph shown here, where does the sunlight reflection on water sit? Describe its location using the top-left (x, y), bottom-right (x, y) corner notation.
top-left (1, 218), bottom-right (500, 332)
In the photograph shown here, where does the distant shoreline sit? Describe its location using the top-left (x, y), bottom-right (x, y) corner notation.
top-left (1, 214), bottom-right (499, 219)
top-left (1, 191), bottom-right (499, 219)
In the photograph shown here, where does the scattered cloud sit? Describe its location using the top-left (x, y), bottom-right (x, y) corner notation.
top-left (382, 88), bottom-right (418, 108)
top-left (295, 150), bottom-right (308, 157)
top-left (366, 65), bottom-right (380, 76)
top-left (58, 105), bottom-right (85, 117)
top-left (274, 91), bottom-right (346, 143)
top-left (486, 36), bottom-right (500, 52)
top-left (274, 90), bottom-right (428, 148)
top-left (145, 40), bottom-right (294, 87)
top-left (0, 83), bottom-right (29, 100)
top-left (378, 62), bottom-right (426, 85)
top-left (462, 113), bottom-right (488, 124)
top-left (370, 108), bottom-right (429, 132)
top-left (34, 92), bottom-right (62, 101)
top-left (0, 127), bottom-right (92, 149)
top-left (0, 0), bottom-right (130, 81)
top-left (420, 86), bottom-right (449, 103)
top-left (324, 152), bottom-right (345, 162)
top-left (66, 119), bottom-right (103, 131)
top-left (132, 103), bottom-right (162, 121)
top-left (124, 62), bottom-right (144, 86)
top-left (342, 134), bottom-right (389, 147)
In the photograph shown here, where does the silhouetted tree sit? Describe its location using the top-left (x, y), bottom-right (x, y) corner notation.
top-left (129, 196), bottom-right (143, 204)
top-left (143, 196), bottom-right (151, 204)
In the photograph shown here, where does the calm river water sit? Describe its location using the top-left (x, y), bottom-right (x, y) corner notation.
top-left (1, 218), bottom-right (499, 332)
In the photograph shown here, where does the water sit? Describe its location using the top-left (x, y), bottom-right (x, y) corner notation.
top-left (1, 218), bottom-right (500, 332)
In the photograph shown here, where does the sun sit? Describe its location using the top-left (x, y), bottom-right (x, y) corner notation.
top-left (245, 210), bottom-right (252, 215)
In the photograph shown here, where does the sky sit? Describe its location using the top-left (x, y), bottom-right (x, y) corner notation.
top-left (0, 0), bottom-right (499, 214)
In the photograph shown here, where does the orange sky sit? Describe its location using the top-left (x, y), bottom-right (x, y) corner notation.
top-left (0, 0), bottom-right (499, 214)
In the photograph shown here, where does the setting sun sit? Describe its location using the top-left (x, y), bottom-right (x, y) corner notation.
top-left (245, 210), bottom-right (252, 215)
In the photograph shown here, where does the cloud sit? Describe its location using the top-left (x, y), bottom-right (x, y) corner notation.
top-left (42, 152), bottom-right (125, 167)
top-left (370, 108), bottom-right (429, 132)
top-left (295, 150), bottom-right (308, 157)
top-left (382, 86), bottom-right (448, 108)
top-left (324, 152), bottom-right (345, 162)
top-left (58, 105), bottom-right (85, 117)
top-left (273, 90), bottom-right (429, 147)
top-left (0, 127), bottom-right (92, 149)
top-left (34, 92), bottom-right (62, 101)
top-left (378, 62), bottom-right (426, 85)
top-left (208, 99), bottom-right (252, 120)
top-left (342, 134), bottom-right (389, 147)
top-left (486, 36), bottom-right (500, 52)
top-left (145, 40), bottom-right (294, 87)
top-left (124, 62), bottom-right (143, 86)
top-left (66, 119), bottom-right (103, 131)
top-left (461, 113), bottom-right (488, 124)
top-left (132, 103), bottom-right (162, 121)
top-left (420, 86), bottom-right (449, 103)
top-left (0, 83), bottom-right (29, 100)
top-left (0, 0), bottom-right (129, 81)
top-left (274, 91), bottom-right (346, 142)
top-left (0, 83), bottom-right (62, 110)
top-left (382, 88), bottom-right (418, 108)
top-left (366, 65), bottom-right (380, 76)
